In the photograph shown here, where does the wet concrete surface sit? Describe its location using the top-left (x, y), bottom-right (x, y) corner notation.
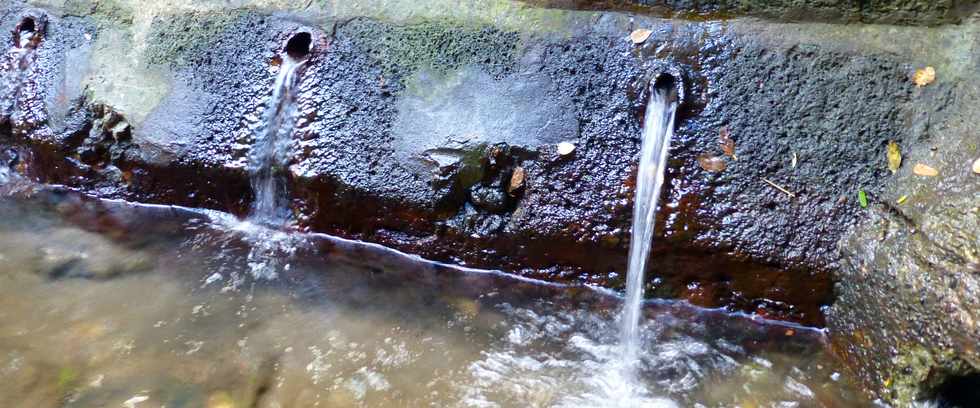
top-left (1, 1), bottom-right (979, 403)
top-left (0, 1), bottom-right (949, 326)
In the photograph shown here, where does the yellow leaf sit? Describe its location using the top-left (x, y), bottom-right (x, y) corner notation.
top-left (913, 66), bottom-right (935, 87)
top-left (630, 29), bottom-right (652, 44)
top-left (973, 157), bottom-right (980, 174)
top-left (897, 195), bottom-right (908, 205)
top-left (913, 163), bottom-right (939, 177)
top-left (887, 141), bottom-right (902, 174)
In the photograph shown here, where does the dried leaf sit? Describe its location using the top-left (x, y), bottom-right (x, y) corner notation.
top-left (791, 152), bottom-right (798, 168)
top-left (508, 167), bottom-right (526, 195)
top-left (697, 154), bottom-right (727, 172)
top-left (896, 195), bottom-right (908, 205)
top-left (557, 142), bottom-right (576, 156)
top-left (913, 163), bottom-right (939, 177)
top-left (630, 29), bottom-right (652, 44)
top-left (913, 66), bottom-right (936, 87)
top-left (973, 157), bottom-right (980, 174)
top-left (719, 127), bottom-right (736, 159)
top-left (887, 141), bottom-right (902, 174)
top-left (858, 190), bottom-right (868, 208)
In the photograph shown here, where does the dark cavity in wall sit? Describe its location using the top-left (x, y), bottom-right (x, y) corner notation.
top-left (652, 71), bottom-right (679, 104)
top-left (930, 372), bottom-right (980, 408)
top-left (285, 31), bottom-right (312, 61)
top-left (13, 17), bottom-right (36, 48)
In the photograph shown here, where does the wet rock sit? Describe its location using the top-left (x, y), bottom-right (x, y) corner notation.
top-left (470, 185), bottom-right (508, 214)
top-left (0, 227), bottom-right (152, 280)
top-left (531, 0), bottom-right (980, 25)
top-left (828, 39), bottom-right (980, 404)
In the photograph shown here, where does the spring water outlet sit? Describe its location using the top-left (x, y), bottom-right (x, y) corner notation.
top-left (284, 31), bottom-right (313, 62)
top-left (13, 16), bottom-right (44, 49)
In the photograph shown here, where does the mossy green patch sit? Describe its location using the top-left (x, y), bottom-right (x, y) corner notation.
top-left (64, 0), bottom-right (134, 25)
top-left (342, 18), bottom-right (520, 78)
top-left (143, 11), bottom-right (248, 68)
top-left (317, 0), bottom-right (576, 34)
top-left (56, 366), bottom-right (79, 390)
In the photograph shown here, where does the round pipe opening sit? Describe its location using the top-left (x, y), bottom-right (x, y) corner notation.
top-left (652, 73), bottom-right (678, 103)
top-left (14, 17), bottom-right (37, 48)
top-left (284, 32), bottom-right (313, 61)
top-left (19, 17), bottom-right (36, 34)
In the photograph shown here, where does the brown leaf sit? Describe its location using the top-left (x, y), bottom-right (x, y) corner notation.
top-left (630, 29), bottom-right (652, 44)
top-left (508, 167), bottom-right (526, 195)
top-left (719, 127), bottom-right (736, 158)
top-left (913, 66), bottom-right (936, 87)
top-left (697, 154), bottom-right (726, 173)
top-left (913, 163), bottom-right (939, 177)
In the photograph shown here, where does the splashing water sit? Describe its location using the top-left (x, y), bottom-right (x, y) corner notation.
top-left (247, 56), bottom-right (306, 226)
top-left (621, 80), bottom-right (678, 366)
top-left (240, 51), bottom-right (309, 279)
top-left (0, 189), bottom-right (869, 407)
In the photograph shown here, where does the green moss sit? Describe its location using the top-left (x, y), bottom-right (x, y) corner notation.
top-left (56, 366), bottom-right (79, 390)
top-left (343, 19), bottom-right (520, 78)
top-left (64, 0), bottom-right (134, 25)
top-left (457, 143), bottom-right (489, 190)
top-left (143, 11), bottom-right (248, 68)
top-left (317, 0), bottom-right (576, 33)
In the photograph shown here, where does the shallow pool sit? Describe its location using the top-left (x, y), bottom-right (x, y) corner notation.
top-left (0, 188), bottom-right (867, 407)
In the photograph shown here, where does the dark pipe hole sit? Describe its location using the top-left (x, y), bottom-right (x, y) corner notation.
top-left (20, 18), bottom-right (36, 33)
top-left (13, 17), bottom-right (37, 48)
top-left (653, 73), bottom-right (678, 104)
top-left (931, 372), bottom-right (980, 408)
top-left (284, 32), bottom-right (312, 61)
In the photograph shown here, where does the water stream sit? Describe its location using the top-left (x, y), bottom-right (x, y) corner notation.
top-left (0, 189), bottom-right (867, 407)
top-left (621, 79), bottom-right (679, 366)
top-left (241, 35), bottom-right (312, 280)
top-left (0, 18), bottom-right (40, 121)
top-left (247, 56), bottom-right (306, 226)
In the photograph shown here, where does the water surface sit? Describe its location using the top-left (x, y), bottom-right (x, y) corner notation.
top-left (0, 190), bottom-right (867, 407)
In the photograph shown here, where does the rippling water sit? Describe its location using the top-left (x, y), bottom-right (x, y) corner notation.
top-left (0, 190), bottom-right (868, 407)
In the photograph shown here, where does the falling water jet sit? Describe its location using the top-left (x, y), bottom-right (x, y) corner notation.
top-left (240, 30), bottom-right (315, 279)
top-left (620, 73), bottom-right (679, 367)
top-left (247, 31), bottom-right (313, 226)
top-left (2, 14), bottom-right (46, 123)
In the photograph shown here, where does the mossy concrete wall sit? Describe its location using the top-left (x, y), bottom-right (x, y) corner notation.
top-left (537, 0), bottom-right (980, 25)
top-left (1, 0), bottom-right (979, 405)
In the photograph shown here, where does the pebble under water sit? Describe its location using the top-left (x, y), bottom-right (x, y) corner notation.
top-left (0, 189), bottom-right (869, 407)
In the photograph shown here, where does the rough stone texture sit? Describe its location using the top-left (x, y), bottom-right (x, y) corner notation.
top-left (827, 27), bottom-right (980, 405)
top-left (0, 0), bottom-right (946, 326)
top-left (1, 0), bottom-right (979, 402)
top-left (537, 0), bottom-right (980, 25)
